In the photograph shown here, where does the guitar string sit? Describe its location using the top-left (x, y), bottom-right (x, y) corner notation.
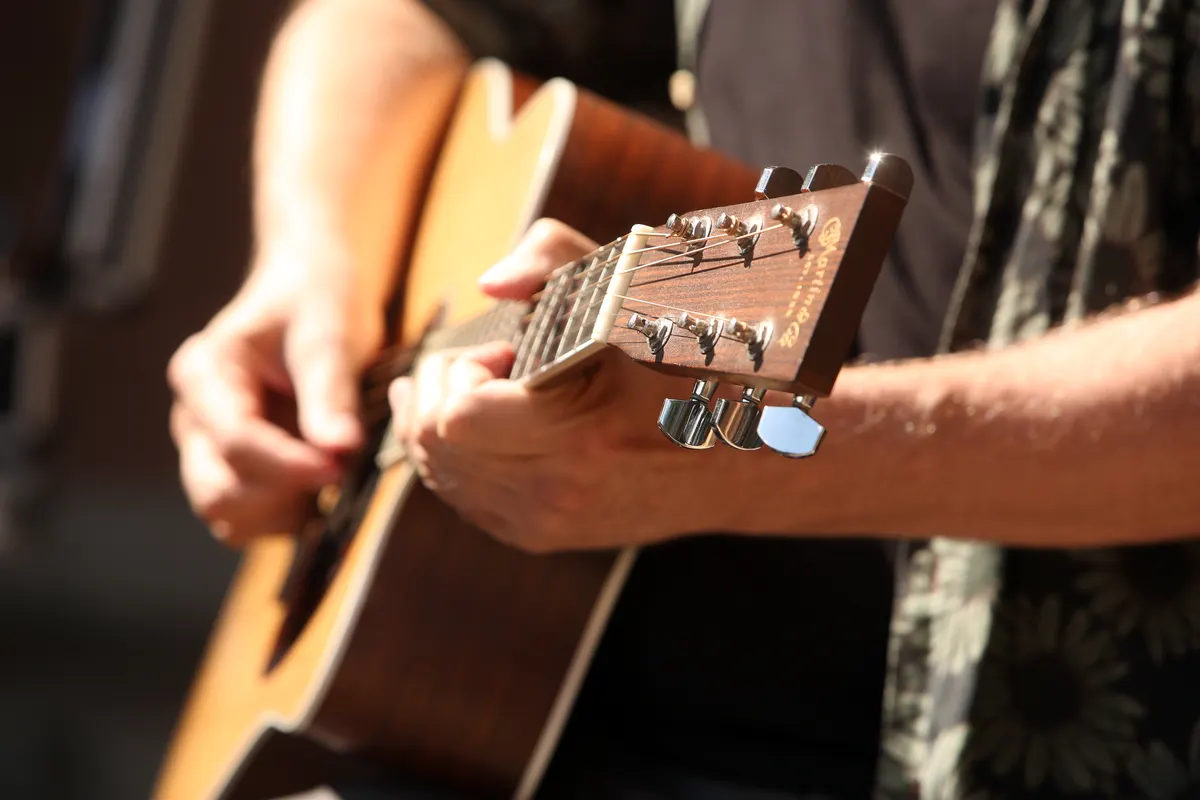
top-left (366, 230), bottom-right (752, 369)
top-left (530, 222), bottom-right (789, 304)
top-left (523, 221), bottom-right (787, 321)
top-left (367, 219), bottom-right (805, 377)
top-left (360, 282), bottom-right (811, 410)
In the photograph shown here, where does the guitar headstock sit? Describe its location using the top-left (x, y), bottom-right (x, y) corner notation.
top-left (606, 153), bottom-right (913, 457)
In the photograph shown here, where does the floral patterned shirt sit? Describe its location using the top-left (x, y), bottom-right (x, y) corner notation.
top-left (865, 1), bottom-right (1200, 797)
top-left (677, 0), bottom-right (1200, 796)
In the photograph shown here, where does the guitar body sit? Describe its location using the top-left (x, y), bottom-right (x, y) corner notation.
top-left (155, 60), bottom-right (758, 800)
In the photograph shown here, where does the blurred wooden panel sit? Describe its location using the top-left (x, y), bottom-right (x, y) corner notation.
top-left (0, 2), bottom-right (91, 224)
top-left (52, 0), bottom-right (294, 478)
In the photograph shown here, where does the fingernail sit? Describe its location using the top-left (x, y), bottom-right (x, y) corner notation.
top-left (477, 256), bottom-right (512, 287)
top-left (317, 459), bottom-right (345, 484)
top-left (321, 414), bottom-right (361, 450)
top-left (388, 379), bottom-right (411, 418)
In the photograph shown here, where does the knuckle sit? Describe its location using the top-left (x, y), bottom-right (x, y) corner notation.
top-left (209, 429), bottom-right (256, 468)
top-left (167, 335), bottom-right (204, 391)
top-left (190, 481), bottom-right (238, 526)
top-left (437, 394), bottom-right (478, 445)
top-left (526, 217), bottom-right (562, 246)
top-left (290, 324), bottom-right (350, 365)
top-left (543, 477), bottom-right (586, 518)
top-left (528, 496), bottom-right (568, 542)
top-left (516, 508), bottom-right (564, 555)
top-left (413, 413), bottom-right (443, 453)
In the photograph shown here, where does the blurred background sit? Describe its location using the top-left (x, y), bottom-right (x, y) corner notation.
top-left (0, 1), bottom-right (294, 796)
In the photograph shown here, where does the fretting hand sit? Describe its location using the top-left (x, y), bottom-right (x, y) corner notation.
top-left (389, 219), bottom-right (728, 553)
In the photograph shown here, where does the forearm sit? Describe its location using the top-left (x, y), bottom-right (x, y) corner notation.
top-left (726, 291), bottom-right (1200, 547)
top-left (252, 0), bottom-right (468, 302)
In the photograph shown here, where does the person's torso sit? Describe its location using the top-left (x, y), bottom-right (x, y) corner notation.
top-left (542, 2), bottom-right (997, 798)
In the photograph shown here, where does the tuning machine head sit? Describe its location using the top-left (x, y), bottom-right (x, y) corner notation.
top-left (711, 387), bottom-right (765, 450)
top-left (754, 166), bottom-right (806, 200)
top-left (659, 380), bottom-right (718, 449)
top-left (756, 395), bottom-right (825, 458)
top-left (861, 152), bottom-right (915, 200)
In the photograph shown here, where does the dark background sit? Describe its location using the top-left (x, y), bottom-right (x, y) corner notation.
top-left (0, 2), bottom-right (294, 797)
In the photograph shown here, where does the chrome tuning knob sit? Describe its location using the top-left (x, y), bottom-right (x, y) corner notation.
top-left (861, 152), bottom-right (915, 201)
top-left (711, 387), bottom-right (765, 450)
top-left (754, 166), bottom-right (805, 199)
top-left (659, 380), bottom-right (718, 449)
top-left (756, 395), bottom-right (825, 458)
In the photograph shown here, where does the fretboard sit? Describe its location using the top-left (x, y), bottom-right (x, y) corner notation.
top-left (374, 228), bottom-right (652, 469)
top-left (419, 300), bottom-right (532, 355)
top-left (510, 237), bottom-right (628, 381)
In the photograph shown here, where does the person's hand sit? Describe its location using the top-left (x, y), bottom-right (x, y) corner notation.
top-left (168, 243), bottom-right (384, 545)
top-left (389, 219), bottom-right (727, 553)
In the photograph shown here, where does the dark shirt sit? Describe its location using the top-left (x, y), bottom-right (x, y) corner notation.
top-left (418, 1), bottom-right (995, 797)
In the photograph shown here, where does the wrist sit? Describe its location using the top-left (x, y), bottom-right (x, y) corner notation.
top-left (248, 227), bottom-right (384, 304)
top-left (695, 364), bottom-right (951, 540)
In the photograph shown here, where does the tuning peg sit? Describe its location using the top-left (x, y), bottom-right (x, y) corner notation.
top-left (659, 380), bottom-right (718, 449)
top-left (627, 312), bottom-right (673, 355)
top-left (756, 395), bottom-right (825, 458)
top-left (861, 152), bottom-right (914, 201)
top-left (677, 312), bottom-right (724, 355)
top-left (665, 213), bottom-right (690, 237)
top-left (714, 212), bottom-right (748, 237)
top-left (801, 164), bottom-right (859, 192)
top-left (712, 387), bottom-right (765, 450)
top-left (724, 318), bottom-right (772, 361)
top-left (754, 166), bottom-right (805, 200)
top-left (770, 202), bottom-right (818, 250)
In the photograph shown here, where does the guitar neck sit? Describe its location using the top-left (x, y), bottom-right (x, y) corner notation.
top-left (412, 227), bottom-right (652, 383)
top-left (370, 226), bottom-right (651, 468)
top-left (510, 228), bottom-right (653, 387)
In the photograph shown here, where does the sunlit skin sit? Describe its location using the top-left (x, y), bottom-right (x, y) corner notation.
top-left (168, 0), bottom-right (1200, 552)
top-left (387, 219), bottom-right (1200, 553)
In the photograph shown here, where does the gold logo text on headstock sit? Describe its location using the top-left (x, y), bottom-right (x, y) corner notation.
top-left (780, 215), bottom-right (843, 348)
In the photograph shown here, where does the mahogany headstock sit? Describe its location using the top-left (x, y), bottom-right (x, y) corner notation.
top-left (607, 153), bottom-right (913, 456)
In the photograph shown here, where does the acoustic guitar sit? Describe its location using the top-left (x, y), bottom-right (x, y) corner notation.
top-left (154, 59), bottom-right (912, 800)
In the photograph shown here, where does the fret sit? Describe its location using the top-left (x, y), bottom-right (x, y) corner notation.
top-left (537, 261), bottom-right (584, 366)
top-left (512, 267), bottom-right (569, 379)
top-left (555, 255), bottom-right (601, 359)
top-left (533, 267), bottom-right (576, 371)
top-left (509, 295), bottom-right (543, 379)
top-left (576, 242), bottom-right (620, 345)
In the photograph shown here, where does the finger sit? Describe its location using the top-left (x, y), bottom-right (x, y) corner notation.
top-left (457, 341), bottom-right (517, 381)
top-left (173, 351), bottom-right (339, 485)
top-left (177, 424), bottom-right (310, 544)
top-left (438, 343), bottom-right (518, 443)
top-left (477, 218), bottom-right (599, 300)
top-left (285, 299), bottom-right (371, 453)
top-left (411, 352), bottom-right (451, 445)
top-left (387, 376), bottom-right (412, 426)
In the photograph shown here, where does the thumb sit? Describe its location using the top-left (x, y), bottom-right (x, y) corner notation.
top-left (477, 218), bottom-right (598, 300)
top-left (284, 301), bottom-right (374, 453)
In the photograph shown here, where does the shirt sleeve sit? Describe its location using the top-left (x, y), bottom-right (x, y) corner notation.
top-left (418, 0), bottom-right (678, 111)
